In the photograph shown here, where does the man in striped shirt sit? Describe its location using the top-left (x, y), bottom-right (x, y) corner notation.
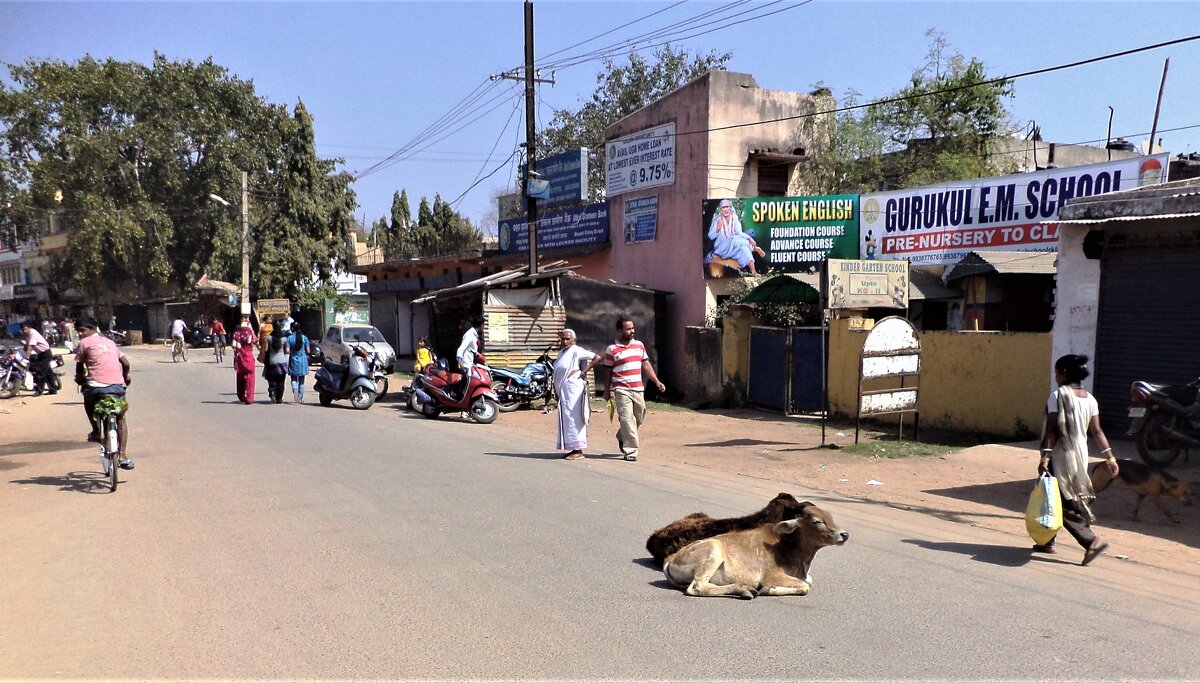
top-left (602, 315), bottom-right (666, 462)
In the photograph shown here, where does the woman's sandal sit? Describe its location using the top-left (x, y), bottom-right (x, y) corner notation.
top-left (1031, 543), bottom-right (1057, 554)
top-left (1081, 540), bottom-right (1109, 566)
top-left (563, 451), bottom-right (584, 460)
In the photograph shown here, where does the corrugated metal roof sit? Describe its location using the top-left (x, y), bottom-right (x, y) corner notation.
top-left (1060, 177), bottom-right (1200, 221)
top-left (944, 250), bottom-right (1056, 281)
top-left (1057, 211), bottom-right (1200, 225)
top-left (411, 262), bottom-right (579, 304)
top-left (909, 268), bottom-right (960, 300)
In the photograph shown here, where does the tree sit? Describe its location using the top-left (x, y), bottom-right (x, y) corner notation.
top-left (538, 45), bottom-right (731, 200)
top-left (0, 54), bottom-right (355, 302)
top-left (803, 32), bottom-right (1016, 194)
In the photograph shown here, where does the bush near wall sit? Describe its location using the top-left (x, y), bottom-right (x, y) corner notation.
top-left (827, 319), bottom-right (1050, 440)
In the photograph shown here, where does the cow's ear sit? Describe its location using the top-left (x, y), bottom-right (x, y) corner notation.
top-left (773, 519), bottom-right (801, 534)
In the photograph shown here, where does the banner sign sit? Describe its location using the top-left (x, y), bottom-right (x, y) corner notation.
top-left (859, 154), bottom-right (1170, 265)
top-left (623, 196), bottom-right (658, 244)
top-left (498, 202), bottom-right (610, 254)
top-left (524, 149), bottom-right (588, 209)
top-left (335, 304), bottom-right (370, 325)
top-left (826, 258), bottom-right (910, 309)
top-left (702, 195), bottom-right (859, 278)
top-left (255, 298), bottom-right (290, 317)
top-left (606, 122), bottom-right (675, 197)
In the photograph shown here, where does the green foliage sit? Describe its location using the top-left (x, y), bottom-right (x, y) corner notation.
top-left (293, 280), bottom-right (349, 313)
top-left (372, 189), bottom-right (479, 260)
top-left (706, 271), bottom-right (822, 329)
top-left (802, 31), bottom-right (1016, 194)
top-left (538, 45), bottom-right (731, 200)
top-left (0, 54), bottom-right (355, 302)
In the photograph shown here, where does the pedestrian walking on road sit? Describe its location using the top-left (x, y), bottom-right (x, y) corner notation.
top-left (263, 327), bottom-right (288, 404)
top-left (287, 323), bottom-right (311, 403)
top-left (1036, 353), bottom-right (1118, 565)
top-left (601, 315), bottom-right (665, 462)
top-left (554, 329), bottom-right (603, 460)
top-left (231, 315), bottom-right (258, 404)
top-left (257, 315), bottom-right (274, 364)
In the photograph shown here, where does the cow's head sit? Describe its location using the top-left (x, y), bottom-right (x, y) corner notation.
top-left (773, 503), bottom-right (848, 547)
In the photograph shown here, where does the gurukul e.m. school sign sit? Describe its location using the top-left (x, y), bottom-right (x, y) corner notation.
top-left (859, 154), bottom-right (1169, 265)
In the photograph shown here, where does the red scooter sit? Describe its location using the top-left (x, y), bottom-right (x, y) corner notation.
top-left (410, 359), bottom-right (500, 424)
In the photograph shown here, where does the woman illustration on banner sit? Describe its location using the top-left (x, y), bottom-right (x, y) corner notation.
top-left (706, 199), bottom-right (765, 276)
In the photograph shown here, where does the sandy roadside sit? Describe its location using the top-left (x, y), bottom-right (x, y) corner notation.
top-left (488, 397), bottom-right (1200, 580)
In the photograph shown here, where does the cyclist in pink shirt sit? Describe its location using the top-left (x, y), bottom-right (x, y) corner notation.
top-left (74, 317), bottom-right (133, 469)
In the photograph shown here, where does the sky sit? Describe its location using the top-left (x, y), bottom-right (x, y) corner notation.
top-left (3, 1), bottom-right (1199, 236)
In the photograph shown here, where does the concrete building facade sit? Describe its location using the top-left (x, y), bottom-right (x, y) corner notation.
top-left (568, 70), bottom-right (830, 386)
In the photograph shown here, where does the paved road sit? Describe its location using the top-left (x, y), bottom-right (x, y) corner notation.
top-left (3, 347), bottom-right (1198, 679)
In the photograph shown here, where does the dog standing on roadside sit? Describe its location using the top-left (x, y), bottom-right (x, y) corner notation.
top-left (1090, 458), bottom-right (1193, 523)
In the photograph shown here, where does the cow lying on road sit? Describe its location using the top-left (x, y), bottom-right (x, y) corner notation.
top-left (646, 492), bottom-right (811, 566)
top-left (663, 502), bottom-right (847, 599)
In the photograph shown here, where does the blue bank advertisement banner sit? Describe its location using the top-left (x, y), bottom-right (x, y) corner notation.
top-left (529, 149), bottom-right (589, 209)
top-left (498, 202), bottom-right (610, 254)
top-left (623, 196), bottom-right (658, 243)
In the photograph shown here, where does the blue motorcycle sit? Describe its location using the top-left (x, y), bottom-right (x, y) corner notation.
top-left (489, 346), bottom-right (554, 412)
top-left (1, 347), bottom-right (30, 399)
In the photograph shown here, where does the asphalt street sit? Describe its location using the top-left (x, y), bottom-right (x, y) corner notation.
top-left (3, 346), bottom-right (1198, 679)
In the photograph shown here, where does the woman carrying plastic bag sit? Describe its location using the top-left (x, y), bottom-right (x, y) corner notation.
top-left (1033, 354), bottom-right (1119, 566)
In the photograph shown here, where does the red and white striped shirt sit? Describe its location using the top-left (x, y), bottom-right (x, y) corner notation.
top-left (604, 339), bottom-right (648, 392)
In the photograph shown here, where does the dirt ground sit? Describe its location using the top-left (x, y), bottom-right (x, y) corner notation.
top-left (493, 398), bottom-right (1200, 580)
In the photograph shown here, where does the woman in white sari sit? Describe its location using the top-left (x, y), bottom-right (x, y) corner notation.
top-left (1037, 353), bottom-right (1119, 565)
top-left (554, 329), bottom-right (603, 460)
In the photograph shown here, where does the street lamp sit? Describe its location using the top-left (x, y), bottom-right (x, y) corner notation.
top-left (209, 171), bottom-right (251, 315)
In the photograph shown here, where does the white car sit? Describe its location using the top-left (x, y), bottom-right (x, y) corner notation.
top-left (320, 324), bottom-right (396, 373)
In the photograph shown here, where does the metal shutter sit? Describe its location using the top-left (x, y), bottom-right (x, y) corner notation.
top-left (1094, 245), bottom-right (1200, 435)
top-left (369, 294), bottom-right (398, 350)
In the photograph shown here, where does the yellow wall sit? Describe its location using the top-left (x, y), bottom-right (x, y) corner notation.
top-left (721, 306), bottom-right (762, 388)
top-left (827, 319), bottom-right (1050, 438)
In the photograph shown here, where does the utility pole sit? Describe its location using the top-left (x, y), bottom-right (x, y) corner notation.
top-left (240, 170), bottom-right (250, 315)
top-left (495, 2), bottom-right (554, 275)
top-left (523, 0), bottom-right (538, 275)
top-left (1148, 57), bottom-right (1169, 156)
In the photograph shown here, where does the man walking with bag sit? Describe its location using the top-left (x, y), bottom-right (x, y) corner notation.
top-left (602, 315), bottom-right (665, 462)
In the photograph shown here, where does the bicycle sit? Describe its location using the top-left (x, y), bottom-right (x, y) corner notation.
top-left (94, 395), bottom-right (127, 492)
top-left (171, 336), bottom-right (188, 363)
top-left (213, 335), bottom-right (225, 363)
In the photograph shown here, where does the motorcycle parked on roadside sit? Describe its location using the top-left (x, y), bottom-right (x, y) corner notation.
top-left (1127, 377), bottom-right (1200, 467)
top-left (1, 347), bottom-right (30, 399)
top-left (314, 345), bottom-right (382, 410)
top-left (409, 357), bottom-right (500, 424)
top-left (489, 346), bottom-right (554, 412)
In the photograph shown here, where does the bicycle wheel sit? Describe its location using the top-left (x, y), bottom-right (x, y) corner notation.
top-left (106, 415), bottom-right (119, 492)
top-left (172, 342), bottom-right (181, 363)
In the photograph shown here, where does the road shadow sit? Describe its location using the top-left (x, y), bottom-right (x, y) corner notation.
top-left (926, 478), bottom-right (1200, 548)
top-left (10, 470), bottom-right (115, 494)
top-left (901, 539), bottom-right (1033, 567)
top-left (631, 557), bottom-right (660, 571)
top-left (484, 450), bottom-right (627, 461)
top-left (199, 400), bottom-right (250, 405)
top-left (684, 438), bottom-right (797, 448)
top-left (0, 440), bottom-right (92, 457)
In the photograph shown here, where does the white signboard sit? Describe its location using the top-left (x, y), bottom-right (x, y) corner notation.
top-left (605, 122), bottom-right (676, 197)
top-left (859, 154), bottom-right (1170, 265)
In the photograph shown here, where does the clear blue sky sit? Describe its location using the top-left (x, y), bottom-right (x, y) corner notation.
top-left (3, 1), bottom-right (1198, 235)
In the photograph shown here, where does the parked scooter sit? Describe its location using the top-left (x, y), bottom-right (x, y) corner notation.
top-left (409, 358), bottom-right (500, 424)
top-left (489, 346), bottom-right (554, 412)
top-left (1127, 377), bottom-right (1200, 467)
top-left (314, 345), bottom-right (382, 410)
top-left (1, 347), bottom-right (30, 399)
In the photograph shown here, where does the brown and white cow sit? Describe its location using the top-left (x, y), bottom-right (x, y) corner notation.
top-left (662, 502), bottom-right (847, 599)
top-left (645, 492), bottom-right (811, 566)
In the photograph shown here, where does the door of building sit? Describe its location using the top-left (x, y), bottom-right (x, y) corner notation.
top-left (1095, 243), bottom-right (1200, 435)
top-left (748, 326), bottom-right (824, 414)
top-left (369, 294), bottom-right (398, 351)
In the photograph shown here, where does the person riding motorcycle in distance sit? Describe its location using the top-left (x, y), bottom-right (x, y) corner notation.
top-left (75, 316), bottom-right (134, 470)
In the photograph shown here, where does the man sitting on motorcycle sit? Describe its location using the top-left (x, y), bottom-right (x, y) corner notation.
top-left (75, 316), bottom-right (134, 470)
